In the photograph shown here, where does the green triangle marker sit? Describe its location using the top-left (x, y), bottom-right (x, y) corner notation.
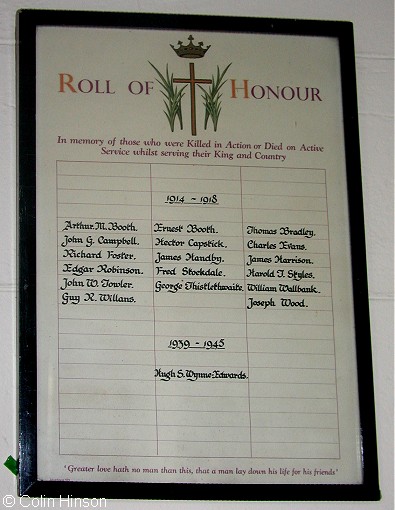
top-left (4, 456), bottom-right (18, 476)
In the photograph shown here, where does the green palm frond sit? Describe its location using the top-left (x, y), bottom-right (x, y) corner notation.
top-left (149, 62), bottom-right (186, 131)
top-left (198, 63), bottom-right (231, 131)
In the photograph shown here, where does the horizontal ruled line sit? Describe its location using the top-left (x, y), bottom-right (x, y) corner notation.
top-left (60, 348), bottom-right (334, 356)
top-left (59, 202), bottom-right (327, 212)
top-left (58, 305), bottom-right (333, 311)
top-left (59, 404), bottom-right (337, 416)
top-left (59, 453), bottom-right (340, 460)
top-left (59, 393), bottom-right (335, 400)
top-left (57, 161), bottom-right (325, 169)
top-left (60, 422), bottom-right (338, 430)
top-left (60, 437), bottom-right (338, 445)
top-left (60, 437), bottom-right (156, 442)
top-left (59, 380), bottom-right (336, 385)
top-left (58, 216), bottom-right (329, 227)
top-left (59, 333), bottom-right (333, 341)
top-left (58, 176), bottom-right (326, 185)
top-left (60, 404), bottom-right (336, 411)
top-left (58, 275), bottom-right (331, 283)
top-left (60, 407), bottom-right (151, 411)
top-left (59, 318), bottom-right (334, 326)
top-left (60, 362), bottom-right (335, 370)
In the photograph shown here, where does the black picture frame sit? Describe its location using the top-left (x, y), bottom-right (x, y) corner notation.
top-left (17, 9), bottom-right (380, 501)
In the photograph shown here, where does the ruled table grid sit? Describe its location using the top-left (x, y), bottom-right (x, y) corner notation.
top-left (56, 161), bottom-right (339, 459)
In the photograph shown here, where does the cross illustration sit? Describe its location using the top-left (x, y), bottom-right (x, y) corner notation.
top-left (173, 62), bottom-right (212, 136)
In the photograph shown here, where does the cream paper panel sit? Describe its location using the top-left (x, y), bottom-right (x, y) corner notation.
top-left (36, 26), bottom-right (362, 484)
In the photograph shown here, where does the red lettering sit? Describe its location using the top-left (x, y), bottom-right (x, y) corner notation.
top-left (230, 79), bottom-right (249, 99)
top-left (59, 73), bottom-right (77, 93)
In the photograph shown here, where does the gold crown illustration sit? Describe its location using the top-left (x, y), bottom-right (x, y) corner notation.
top-left (171, 35), bottom-right (211, 58)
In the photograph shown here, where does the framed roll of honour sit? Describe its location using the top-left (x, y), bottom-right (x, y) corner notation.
top-left (17, 9), bottom-right (380, 501)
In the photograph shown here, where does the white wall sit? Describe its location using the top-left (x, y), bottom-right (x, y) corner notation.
top-left (0, 1), bottom-right (393, 509)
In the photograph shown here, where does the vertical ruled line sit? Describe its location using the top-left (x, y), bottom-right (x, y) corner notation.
top-left (56, 160), bottom-right (61, 454)
top-left (239, 166), bottom-right (253, 457)
top-left (149, 163), bottom-right (160, 455)
top-left (324, 169), bottom-right (341, 456)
